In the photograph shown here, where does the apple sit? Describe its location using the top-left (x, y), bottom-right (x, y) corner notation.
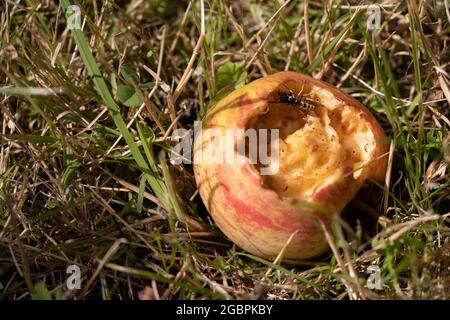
top-left (193, 71), bottom-right (388, 263)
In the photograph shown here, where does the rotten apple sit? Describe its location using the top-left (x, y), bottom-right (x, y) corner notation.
top-left (193, 71), bottom-right (388, 263)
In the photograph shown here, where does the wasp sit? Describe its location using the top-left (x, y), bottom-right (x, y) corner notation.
top-left (270, 83), bottom-right (321, 113)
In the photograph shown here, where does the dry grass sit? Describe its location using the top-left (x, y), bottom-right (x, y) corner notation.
top-left (0, 0), bottom-right (449, 300)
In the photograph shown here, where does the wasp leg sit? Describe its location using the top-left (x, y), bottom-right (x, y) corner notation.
top-left (297, 82), bottom-right (305, 98)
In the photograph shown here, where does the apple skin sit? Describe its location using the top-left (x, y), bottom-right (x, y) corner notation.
top-left (193, 71), bottom-right (388, 263)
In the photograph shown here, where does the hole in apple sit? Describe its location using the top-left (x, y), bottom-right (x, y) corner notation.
top-left (243, 82), bottom-right (377, 203)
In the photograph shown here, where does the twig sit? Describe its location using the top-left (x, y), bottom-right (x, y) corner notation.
top-left (245, 22), bottom-right (277, 70)
top-left (167, 0), bottom-right (205, 123)
top-left (304, 0), bottom-right (313, 64)
top-left (320, 220), bottom-right (359, 300)
top-left (285, 17), bottom-right (303, 71)
top-left (170, 1), bottom-right (193, 54)
top-left (79, 238), bottom-right (128, 298)
top-left (246, 0), bottom-right (291, 49)
top-left (264, 229), bottom-right (299, 278)
top-left (337, 44), bottom-right (367, 88)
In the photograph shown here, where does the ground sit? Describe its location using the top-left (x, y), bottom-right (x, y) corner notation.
top-left (0, 0), bottom-right (449, 300)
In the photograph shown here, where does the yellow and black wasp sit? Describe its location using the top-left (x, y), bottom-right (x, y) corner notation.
top-left (270, 82), bottom-right (321, 113)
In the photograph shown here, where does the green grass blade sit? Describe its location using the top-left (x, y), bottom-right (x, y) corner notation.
top-left (61, 0), bottom-right (170, 209)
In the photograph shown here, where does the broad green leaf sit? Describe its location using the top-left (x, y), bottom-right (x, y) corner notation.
top-left (117, 84), bottom-right (143, 107)
top-left (216, 62), bottom-right (247, 92)
top-left (120, 64), bottom-right (139, 83)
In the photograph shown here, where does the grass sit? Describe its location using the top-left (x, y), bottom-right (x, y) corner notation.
top-left (0, 0), bottom-right (449, 300)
